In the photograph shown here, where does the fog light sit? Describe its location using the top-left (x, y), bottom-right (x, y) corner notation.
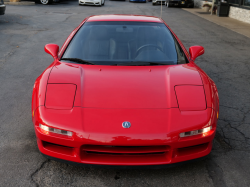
top-left (39, 124), bottom-right (73, 137)
top-left (180, 126), bottom-right (212, 138)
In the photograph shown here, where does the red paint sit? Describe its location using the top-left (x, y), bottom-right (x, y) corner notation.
top-left (45, 84), bottom-right (76, 110)
top-left (47, 62), bottom-right (203, 109)
top-left (189, 46), bottom-right (205, 61)
top-left (32, 15), bottom-right (219, 166)
top-left (87, 14), bottom-right (163, 23)
top-left (44, 44), bottom-right (59, 59)
top-left (175, 85), bottom-right (206, 111)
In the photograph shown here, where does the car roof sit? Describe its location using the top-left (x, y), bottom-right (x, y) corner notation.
top-left (86, 15), bottom-right (163, 23)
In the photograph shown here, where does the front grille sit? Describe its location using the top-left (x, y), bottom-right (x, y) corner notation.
top-left (85, 151), bottom-right (166, 155)
top-left (83, 145), bottom-right (169, 154)
top-left (176, 143), bottom-right (209, 157)
top-left (42, 141), bottom-right (74, 156)
top-left (80, 145), bottom-right (171, 165)
top-left (85, 2), bottom-right (95, 4)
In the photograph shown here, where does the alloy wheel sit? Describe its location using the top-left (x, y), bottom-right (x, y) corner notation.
top-left (40, 0), bottom-right (49, 4)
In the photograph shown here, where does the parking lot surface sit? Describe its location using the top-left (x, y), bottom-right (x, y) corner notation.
top-left (0, 1), bottom-right (250, 186)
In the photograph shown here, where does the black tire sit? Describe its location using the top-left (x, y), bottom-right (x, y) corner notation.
top-left (152, 2), bottom-right (155, 5)
top-left (102, 0), bottom-right (105, 5)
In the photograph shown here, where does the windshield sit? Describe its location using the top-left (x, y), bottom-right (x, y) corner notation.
top-left (62, 21), bottom-right (187, 65)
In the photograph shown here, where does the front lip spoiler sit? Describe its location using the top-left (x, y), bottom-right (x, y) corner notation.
top-left (41, 152), bottom-right (209, 169)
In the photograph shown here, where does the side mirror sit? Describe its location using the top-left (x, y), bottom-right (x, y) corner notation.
top-left (44, 44), bottom-right (59, 59)
top-left (189, 46), bottom-right (204, 61)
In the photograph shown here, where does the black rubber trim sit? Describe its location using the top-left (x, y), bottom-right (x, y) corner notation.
top-left (41, 152), bottom-right (209, 169)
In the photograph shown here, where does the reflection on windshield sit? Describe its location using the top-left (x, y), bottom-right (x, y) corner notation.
top-left (62, 22), bottom-right (186, 65)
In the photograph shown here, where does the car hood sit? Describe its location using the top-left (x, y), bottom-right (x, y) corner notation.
top-left (48, 61), bottom-right (203, 109)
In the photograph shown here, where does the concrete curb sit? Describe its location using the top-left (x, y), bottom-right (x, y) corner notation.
top-left (4, 1), bottom-right (35, 5)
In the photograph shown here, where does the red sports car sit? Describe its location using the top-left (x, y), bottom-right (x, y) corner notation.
top-left (32, 15), bottom-right (219, 167)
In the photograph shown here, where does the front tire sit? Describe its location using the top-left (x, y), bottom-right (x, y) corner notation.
top-left (40, 0), bottom-right (52, 4)
top-left (102, 0), bottom-right (105, 5)
top-left (152, 2), bottom-right (155, 5)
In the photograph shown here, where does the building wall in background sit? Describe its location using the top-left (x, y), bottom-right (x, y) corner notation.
top-left (229, 6), bottom-right (250, 24)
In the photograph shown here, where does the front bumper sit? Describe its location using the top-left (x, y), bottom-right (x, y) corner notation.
top-left (79, 0), bottom-right (101, 5)
top-left (153, 0), bottom-right (166, 4)
top-left (42, 153), bottom-right (209, 169)
top-left (33, 106), bottom-right (217, 166)
top-left (0, 4), bottom-right (6, 15)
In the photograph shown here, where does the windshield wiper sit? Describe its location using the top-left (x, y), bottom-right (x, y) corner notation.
top-left (60, 58), bottom-right (95, 65)
top-left (116, 61), bottom-right (174, 66)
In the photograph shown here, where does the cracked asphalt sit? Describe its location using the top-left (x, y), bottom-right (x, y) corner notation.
top-left (0, 1), bottom-right (250, 186)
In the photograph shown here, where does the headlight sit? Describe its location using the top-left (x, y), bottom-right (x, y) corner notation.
top-left (175, 85), bottom-right (206, 111)
top-left (180, 126), bottom-right (212, 137)
top-left (45, 84), bottom-right (76, 110)
top-left (39, 124), bottom-right (73, 137)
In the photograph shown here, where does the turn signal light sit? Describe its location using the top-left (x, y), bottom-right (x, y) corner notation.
top-left (180, 126), bottom-right (212, 138)
top-left (39, 124), bottom-right (73, 137)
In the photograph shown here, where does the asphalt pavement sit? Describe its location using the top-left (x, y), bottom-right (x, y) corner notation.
top-left (0, 1), bottom-right (250, 186)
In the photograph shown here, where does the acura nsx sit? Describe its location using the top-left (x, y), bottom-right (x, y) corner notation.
top-left (32, 15), bottom-right (219, 167)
